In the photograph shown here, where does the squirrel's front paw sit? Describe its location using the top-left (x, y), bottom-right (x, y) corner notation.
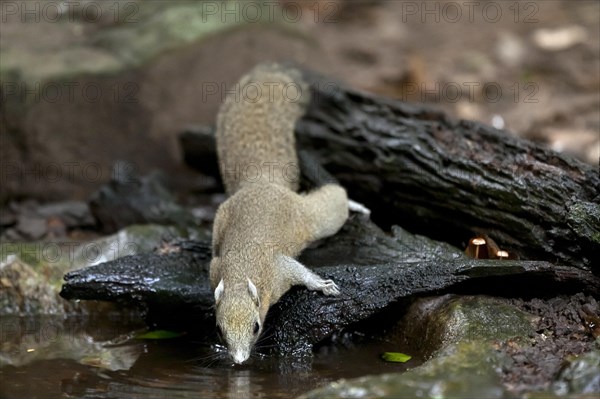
top-left (315, 279), bottom-right (340, 296)
top-left (348, 199), bottom-right (371, 215)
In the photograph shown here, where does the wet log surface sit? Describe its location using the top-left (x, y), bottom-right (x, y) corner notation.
top-left (180, 71), bottom-right (599, 272)
top-left (60, 216), bottom-right (600, 354)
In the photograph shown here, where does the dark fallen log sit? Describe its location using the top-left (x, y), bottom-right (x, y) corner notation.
top-left (60, 216), bottom-right (600, 354)
top-left (179, 73), bottom-right (599, 272)
top-left (61, 240), bottom-right (215, 328)
top-left (298, 75), bottom-right (599, 273)
top-left (89, 162), bottom-right (194, 233)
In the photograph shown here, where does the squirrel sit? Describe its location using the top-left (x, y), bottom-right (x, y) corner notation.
top-left (210, 64), bottom-right (369, 364)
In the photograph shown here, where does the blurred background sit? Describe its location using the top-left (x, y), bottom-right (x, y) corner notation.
top-left (1, 0), bottom-right (599, 202)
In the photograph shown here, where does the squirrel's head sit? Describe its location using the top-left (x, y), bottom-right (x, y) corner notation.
top-left (214, 278), bottom-right (263, 364)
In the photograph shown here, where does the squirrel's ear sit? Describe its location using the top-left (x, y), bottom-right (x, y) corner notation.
top-left (214, 279), bottom-right (224, 305)
top-left (247, 278), bottom-right (260, 307)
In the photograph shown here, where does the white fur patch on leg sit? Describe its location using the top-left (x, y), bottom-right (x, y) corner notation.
top-left (348, 199), bottom-right (371, 215)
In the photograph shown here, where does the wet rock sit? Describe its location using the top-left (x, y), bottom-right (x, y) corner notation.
top-left (553, 345), bottom-right (600, 395)
top-left (299, 294), bottom-right (600, 398)
top-left (299, 342), bottom-right (509, 399)
top-left (0, 256), bottom-right (67, 315)
top-left (0, 223), bottom-right (209, 317)
top-left (396, 295), bottom-right (535, 359)
top-left (89, 162), bottom-right (194, 233)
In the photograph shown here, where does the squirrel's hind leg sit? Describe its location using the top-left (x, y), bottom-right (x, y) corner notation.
top-left (302, 184), bottom-right (349, 241)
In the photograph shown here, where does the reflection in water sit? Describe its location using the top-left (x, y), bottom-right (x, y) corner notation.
top-left (0, 315), bottom-right (416, 399)
top-left (228, 370), bottom-right (251, 399)
top-left (0, 315), bottom-right (143, 370)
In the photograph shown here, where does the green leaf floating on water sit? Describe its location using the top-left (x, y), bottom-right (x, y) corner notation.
top-left (382, 352), bottom-right (412, 363)
top-left (135, 330), bottom-right (185, 340)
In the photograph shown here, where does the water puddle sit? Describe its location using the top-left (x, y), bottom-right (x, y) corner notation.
top-left (0, 315), bottom-right (418, 399)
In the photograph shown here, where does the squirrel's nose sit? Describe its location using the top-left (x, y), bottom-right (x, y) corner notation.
top-left (232, 351), bottom-right (249, 364)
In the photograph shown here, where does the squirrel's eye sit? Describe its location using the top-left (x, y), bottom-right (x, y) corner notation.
top-left (253, 322), bottom-right (260, 335)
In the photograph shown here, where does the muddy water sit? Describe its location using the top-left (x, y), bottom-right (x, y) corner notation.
top-left (0, 315), bottom-right (417, 399)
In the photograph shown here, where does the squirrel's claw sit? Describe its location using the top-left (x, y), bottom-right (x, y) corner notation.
top-left (318, 279), bottom-right (341, 296)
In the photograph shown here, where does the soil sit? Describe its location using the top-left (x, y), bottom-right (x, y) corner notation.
top-left (499, 294), bottom-right (599, 394)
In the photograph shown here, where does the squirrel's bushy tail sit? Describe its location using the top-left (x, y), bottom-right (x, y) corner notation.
top-left (216, 63), bottom-right (310, 195)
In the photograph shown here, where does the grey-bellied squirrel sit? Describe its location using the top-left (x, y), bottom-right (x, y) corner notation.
top-left (210, 63), bottom-right (369, 364)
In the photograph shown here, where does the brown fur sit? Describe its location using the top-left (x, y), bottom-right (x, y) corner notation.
top-left (210, 64), bottom-right (348, 364)
top-left (216, 63), bottom-right (308, 194)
